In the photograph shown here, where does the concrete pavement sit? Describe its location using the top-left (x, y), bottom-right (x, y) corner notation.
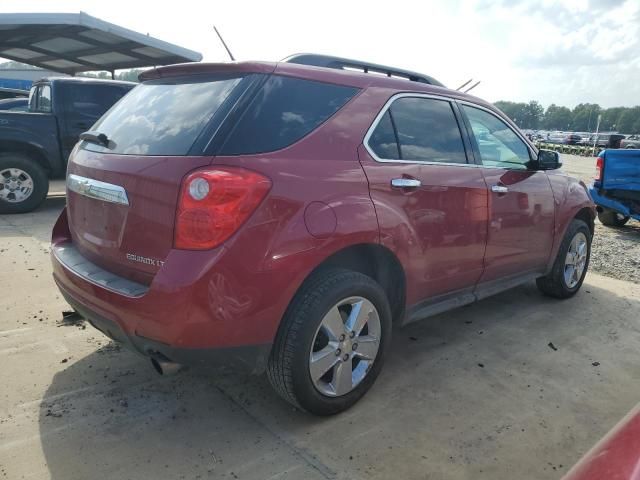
top-left (1, 197), bottom-right (640, 480)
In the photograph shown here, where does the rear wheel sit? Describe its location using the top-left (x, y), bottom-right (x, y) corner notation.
top-left (0, 153), bottom-right (49, 214)
top-left (537, 219), bottom-right (591, 298)
top-left (598, 208), bottom-right (629, 227)
top-left (267, 269), bottom-right (391, 415)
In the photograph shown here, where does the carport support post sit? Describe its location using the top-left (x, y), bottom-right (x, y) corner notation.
top-left (110, 70), bottom-right (115, 80)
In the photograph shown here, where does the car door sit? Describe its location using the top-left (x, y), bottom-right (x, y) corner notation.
top-left (459, 103), bottom-right (555, 290)
top-left (358, 94), bottom-right (489, 310)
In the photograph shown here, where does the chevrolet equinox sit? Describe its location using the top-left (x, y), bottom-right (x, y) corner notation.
top-left (51, 54), bottom-right (595, 415)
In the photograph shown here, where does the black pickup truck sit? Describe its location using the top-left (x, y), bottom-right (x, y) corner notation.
top-left (0, 77), bottom-right (134, 213)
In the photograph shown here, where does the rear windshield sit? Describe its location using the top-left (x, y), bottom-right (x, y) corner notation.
top-left (84, 75), bottom-right (245, 155)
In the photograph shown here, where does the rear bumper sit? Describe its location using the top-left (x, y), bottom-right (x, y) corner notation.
top-left (589, 185), bottom-right (640, 220)
top-left (59, 285), bottom-right (270, 373)
top-left (50, 208), bottom-right (282, 374)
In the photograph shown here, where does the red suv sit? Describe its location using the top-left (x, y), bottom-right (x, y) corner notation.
top-left (51, 54), bottom-right (595, 415)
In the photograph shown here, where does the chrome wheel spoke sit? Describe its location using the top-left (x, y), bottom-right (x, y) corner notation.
top-left (310, 344), bottom-right (340, 381)
top-left (331, 359), bottom-right (353, 396)
top-left (354, 335), bottom-right (379, 360)
top-left (321, 307), bottom-right (345, 341)
top-left (345, 300), bottom-right (368, 336)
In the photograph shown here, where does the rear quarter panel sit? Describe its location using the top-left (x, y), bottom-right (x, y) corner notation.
top-left (192, 87), bottom-right (386, 345)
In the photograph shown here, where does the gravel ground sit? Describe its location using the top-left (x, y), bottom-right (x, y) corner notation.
top-left (560, 154), bottom-right (639, 283)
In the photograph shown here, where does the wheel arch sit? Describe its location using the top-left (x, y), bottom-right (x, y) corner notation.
top-left (0, 140), bottom-right (52, 176)
top-left (288, 243), bottom-right (407, 325)
top-left (574, 206), bottom-right (595, 236)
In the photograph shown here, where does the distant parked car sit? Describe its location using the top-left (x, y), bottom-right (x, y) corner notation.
top-left (0, 77), bottom-right (134, 213)
top-left (547, 131), bottom-right (566, 144)
top-left (51, 54), bottom-right (596, 415)
top-left (620, 135), bottom-right (640, 149)
top-left (0, 97), bottom-right (28, 111)
top-left (592, 133), bottom-right (625, 149)
top-left (564, 133), bottom-right (582, 145)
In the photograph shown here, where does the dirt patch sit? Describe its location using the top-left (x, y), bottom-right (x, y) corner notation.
top-left (590, 220), bottom-right (640, 283)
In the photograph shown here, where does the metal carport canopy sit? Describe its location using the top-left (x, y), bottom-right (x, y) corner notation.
top-left (0, 12), bottom-right (202, 75)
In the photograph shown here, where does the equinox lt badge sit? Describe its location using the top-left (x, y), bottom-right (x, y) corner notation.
top-left (126, 253), bottom-right (165, 267)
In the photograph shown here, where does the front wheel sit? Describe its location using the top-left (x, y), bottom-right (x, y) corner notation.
top-left (598, 208), bottom-right (629, 227)
top-left (267, 269), bottom-right (391, 415)
top-left (536, 219), bottom-right (591, 299)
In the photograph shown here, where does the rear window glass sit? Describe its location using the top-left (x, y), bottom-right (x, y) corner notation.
top-left (85, 76), bottom-right (244, 155)
top-left (369, 110), bottom-right (400, 159)
top-left (219, 76), bottom-right (359, 155)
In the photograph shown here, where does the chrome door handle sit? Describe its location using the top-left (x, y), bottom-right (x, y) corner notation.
top-left (491, 185), bottom-right (508, 193)
top-left (391, 178), bottom-right (421, 188)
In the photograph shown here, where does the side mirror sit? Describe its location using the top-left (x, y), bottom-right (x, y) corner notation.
top-left (532, 149), bottom-right (562, 170)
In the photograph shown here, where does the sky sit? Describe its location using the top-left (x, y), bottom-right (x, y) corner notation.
top-left (2, 0), bottom-right (639, 108)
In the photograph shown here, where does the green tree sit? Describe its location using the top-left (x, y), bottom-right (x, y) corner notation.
top-left (600, 107), bottom-right (624, 131)
top-left (542, 104), bottom-right (572, 130)
top-left (494, 100), bottom-right (543, 129)
top-left (617, 107), bottom-right (640, 133)
top-left (521, 101), bottom-right (544, 129)
top-left (570, 103), bottom-right (601, 131)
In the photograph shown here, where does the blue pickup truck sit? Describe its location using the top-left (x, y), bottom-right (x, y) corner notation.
top-left (589, 149), bottom-right (640, 227)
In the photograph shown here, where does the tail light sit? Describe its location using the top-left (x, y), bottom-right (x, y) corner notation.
top-left (174, 167), bottom-right (271, 250)
top-left (595, 156), bottom-right (604, 182)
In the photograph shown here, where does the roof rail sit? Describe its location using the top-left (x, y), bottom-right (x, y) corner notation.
top-left (282, 53), bottom-right (444, 87)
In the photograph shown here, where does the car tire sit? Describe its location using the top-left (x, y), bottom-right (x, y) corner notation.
top-left (0, 153), bottom-right (49, 214)
top-left (597, 208), bottom-right (629, 227)
top-left (536, 219), bottom-right (591, 299)
top-left (267, 269), bottom-right (392, 416)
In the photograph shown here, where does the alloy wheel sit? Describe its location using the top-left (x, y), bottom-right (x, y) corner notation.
top-left (309, 296), bottom-right (381, 397)
top-left (564, 232), bottom-right (588, 288)
top-left (0, 168), bottom-right (34, 203)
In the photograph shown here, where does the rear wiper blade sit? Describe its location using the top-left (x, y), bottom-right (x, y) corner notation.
top-left (80, 130), bottom-right (110, 148)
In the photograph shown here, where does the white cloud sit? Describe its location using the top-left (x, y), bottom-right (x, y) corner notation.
top-left (1, 0), bottom-right (638, 107)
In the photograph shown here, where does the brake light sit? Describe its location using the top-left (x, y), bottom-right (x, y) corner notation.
top-left (174, 167), bottom-right (271, 250)
top-left (595, 156), bottom-right (604, 182)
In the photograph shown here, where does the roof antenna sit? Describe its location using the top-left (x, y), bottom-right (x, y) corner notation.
top-left (456, 79), bottom-right (473, 91)
top-left (213, 26), bottom-right (235, 61)
top-left (464, 81), bottom-right (481, 93)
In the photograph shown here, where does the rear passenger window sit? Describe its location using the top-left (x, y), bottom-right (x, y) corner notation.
top-left (367, 97), bottom-right (467, 163)
top-left (368, 111), bottom-right (400, 160)
top-left (390, 97), bottom-right (467, 163)
top-left (220, 76), bottom-right (359, 155)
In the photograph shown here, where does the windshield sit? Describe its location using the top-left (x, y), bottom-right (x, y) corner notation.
top-left (85, 75), bottom-right (245, 156)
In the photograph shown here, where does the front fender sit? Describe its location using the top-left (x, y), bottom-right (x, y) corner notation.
top-left (547, 172), bottom-right (596, 271)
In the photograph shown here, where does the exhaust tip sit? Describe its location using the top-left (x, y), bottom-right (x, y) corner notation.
top-left (149, 353), bottom-right (182, 376)
top-left (150, 357), bottom-right (164, 375)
